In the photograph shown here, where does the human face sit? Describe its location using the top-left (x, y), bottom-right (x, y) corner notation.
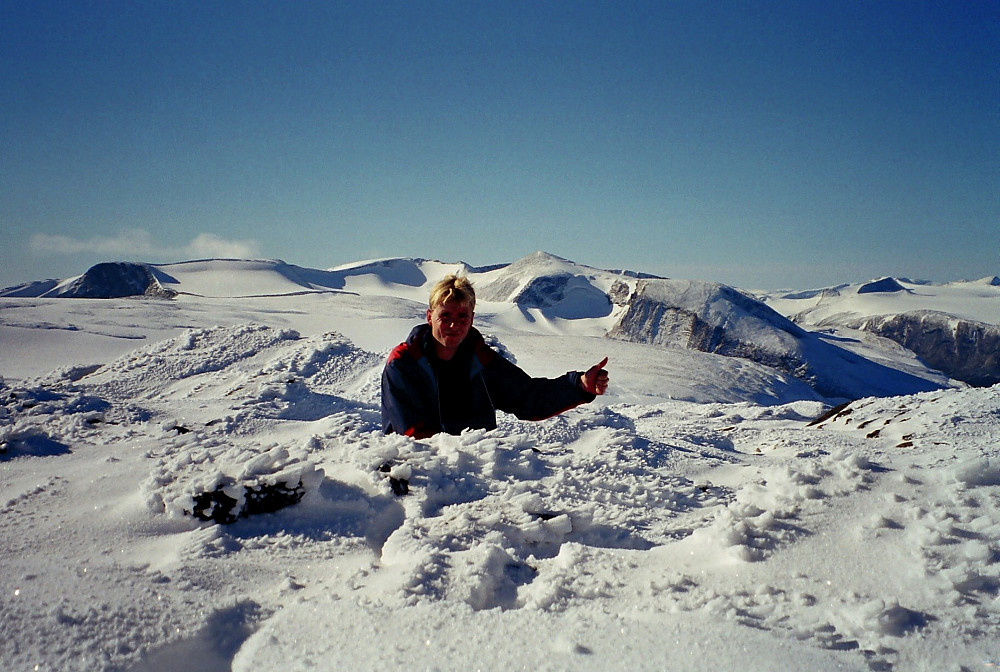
top-left (426, 299), bottom-right (473, 359)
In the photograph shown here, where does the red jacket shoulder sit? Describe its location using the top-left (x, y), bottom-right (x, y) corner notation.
top-left (387, 340), bottom-right (422, 365)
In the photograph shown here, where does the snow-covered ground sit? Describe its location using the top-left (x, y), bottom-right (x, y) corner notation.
top-left (2, 256), bottom-right (999, 671)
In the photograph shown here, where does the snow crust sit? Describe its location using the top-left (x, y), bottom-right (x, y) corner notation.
top-left (2, 255), bottom-right (1000, 671)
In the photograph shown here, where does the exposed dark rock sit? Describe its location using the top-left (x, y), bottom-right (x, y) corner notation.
top-left (515, 273), bottom-right (575, 308)
top-left (806, 401), bottom-right (853, 427)
top-left (378, 461), bottom-right (410, 496)
top-left (608, 279), bottom-right (632, 306)
top-left (189, 479), bottom-right (307, 524)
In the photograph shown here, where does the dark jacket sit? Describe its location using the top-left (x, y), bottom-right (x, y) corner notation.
top-left (381, 324), bottom-right (594, 438)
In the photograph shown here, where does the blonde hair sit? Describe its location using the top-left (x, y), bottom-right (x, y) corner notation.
top-left (429, 274), bottom-right (476, 310)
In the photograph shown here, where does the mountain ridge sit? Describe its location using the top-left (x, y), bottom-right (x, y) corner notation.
top-left (3, 252), bottom-right (997, 394)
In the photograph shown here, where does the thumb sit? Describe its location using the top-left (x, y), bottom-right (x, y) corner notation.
top-left (593, 357), bottom-right (608, 370)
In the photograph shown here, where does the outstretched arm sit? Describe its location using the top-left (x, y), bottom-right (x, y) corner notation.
top-left (484, 355), bottom-right (609, 422)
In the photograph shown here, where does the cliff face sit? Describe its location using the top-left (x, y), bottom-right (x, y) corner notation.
top-left (857, 312), bottom-right (1000, 387)
top-left (610, 281), bottom-right (803, 362)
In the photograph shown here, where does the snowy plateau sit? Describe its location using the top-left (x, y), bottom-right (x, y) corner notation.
top-left (1, 252), bottom-right (999, 672)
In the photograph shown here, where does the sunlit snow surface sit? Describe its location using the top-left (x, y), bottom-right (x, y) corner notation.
top-left (2, 258), bottom-right (999, 671)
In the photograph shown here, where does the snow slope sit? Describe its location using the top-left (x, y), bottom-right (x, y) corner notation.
top-left (2, 255), bottom-right (999, 671)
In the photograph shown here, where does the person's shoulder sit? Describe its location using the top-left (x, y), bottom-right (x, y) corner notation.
top-left (386, 341), bottom-right (413, 365)
top-left (387, 324), bottom-right (428, 365)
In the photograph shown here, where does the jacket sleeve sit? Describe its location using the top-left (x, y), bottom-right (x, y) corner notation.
top-left (381, 358), bottom-right (438, 439)
top-left (484, 355), bottom-right (595, 422)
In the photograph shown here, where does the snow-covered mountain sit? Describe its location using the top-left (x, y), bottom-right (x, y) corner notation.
top-left (608, 278), bottom-right (947, 399)
top-left (2, 252), bottom-right (1000, 671)
top-left (759, 276), bottom-right (1000, 388)
top-left (6, 252), bottom-right (993, 398)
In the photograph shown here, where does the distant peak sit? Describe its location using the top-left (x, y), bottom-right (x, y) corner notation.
top-left (59, 261), bottom-right (175, 299)
top-left (523, 251), bottom-right (570, 263)
top-left (858, 277), bottom-right (908, 294)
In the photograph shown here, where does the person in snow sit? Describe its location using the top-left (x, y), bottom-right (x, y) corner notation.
top-left (381, 274), bottom-right (609, 439)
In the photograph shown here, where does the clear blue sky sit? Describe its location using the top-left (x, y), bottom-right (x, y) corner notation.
top-left (2, 1), bottom-right (997, 290)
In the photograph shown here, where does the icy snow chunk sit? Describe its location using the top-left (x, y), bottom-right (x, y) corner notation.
top-left (257, 331), bottom-right (383, 393)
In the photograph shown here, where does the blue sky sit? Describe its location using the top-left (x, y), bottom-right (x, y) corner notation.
top-left (2, 1), bottom-right (997, 290)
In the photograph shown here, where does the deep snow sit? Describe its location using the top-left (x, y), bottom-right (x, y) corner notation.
top-left (2, 255), bottom-right (999, 672)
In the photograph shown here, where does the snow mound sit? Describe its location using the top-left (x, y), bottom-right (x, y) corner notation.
top-left (806, 384), bottom-right (1000, 451)
top-left (64, 325), bottom-right (387, 434)
top-left (84, 324), bottom-right (303, 400)
top-left (329, 257), bottom-right (503, 300)
top-left (152, 259), bottom-right (344, 297)
top-left (328, 257), bottom-right (431, 287)
top-left (1, 384), bottom-right (110, 460)
top-left (0, 278), bottom-right (62, 297)
top-left (336, 409), bottom-right (723, 612)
